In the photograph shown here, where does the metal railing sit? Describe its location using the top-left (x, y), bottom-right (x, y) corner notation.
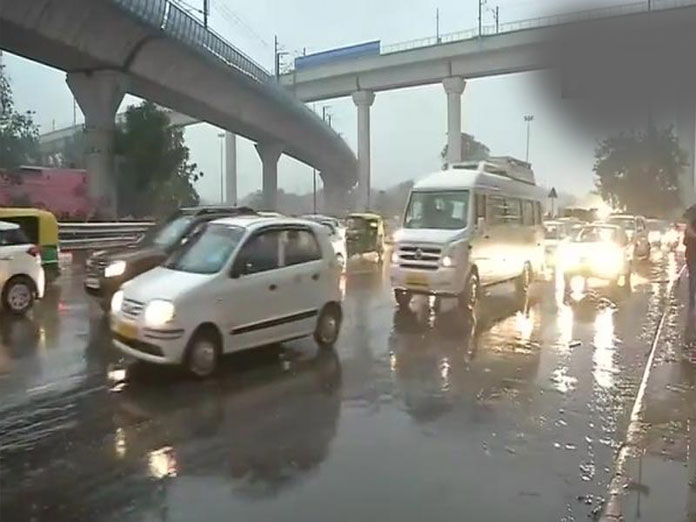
top-left (378, 0), bottom-right (696, 54)
top-left (59, 222), bottom-right (155, 250)
top-left (111, 0), bottom-right (351, 157)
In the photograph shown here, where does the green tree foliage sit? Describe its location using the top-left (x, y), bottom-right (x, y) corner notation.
top-left (114, 102), bottom-right (202, 218)
top-left (0, 64), bottom-right (40, 171)
top-left (441, 133), bottom-right (491, 166)
top-left (594, 125), bottom-right (684, 217)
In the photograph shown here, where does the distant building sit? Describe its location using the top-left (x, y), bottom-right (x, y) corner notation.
top-left (0, 166), bottom-right (97, 220)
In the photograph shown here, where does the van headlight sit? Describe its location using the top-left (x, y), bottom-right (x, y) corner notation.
top-left (111, 290), bottom-right (124, 313)
top-left (391, 250), bottom-right (400, 264)
top-left (105, 260), bottom-right (127, 278)
top-left (441, 254), bottom-right (454, 268)
top-left (144, 300), bottom-right (175, 327)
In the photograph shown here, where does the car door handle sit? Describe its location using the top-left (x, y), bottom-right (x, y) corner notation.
top-left (311, 273), bottom-right (320, 281)
top-left (269, 284), bottom-right (277, 291)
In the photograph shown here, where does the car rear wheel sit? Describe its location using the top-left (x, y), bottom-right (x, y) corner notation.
top-left (185, 328), bottom-right (221, 379)
top-left (315, 304), bottom-right (342, 348)
top-left (2, 276), bottom-right (34, 315)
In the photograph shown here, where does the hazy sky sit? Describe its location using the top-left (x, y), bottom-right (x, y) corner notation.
top-left (3, 0), bottom-right (621, 203)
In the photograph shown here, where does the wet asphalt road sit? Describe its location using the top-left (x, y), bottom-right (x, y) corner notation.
top-left (0, 251), bottom-right (684, 522)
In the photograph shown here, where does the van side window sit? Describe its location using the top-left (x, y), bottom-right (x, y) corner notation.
top-left (283, 229), bottom-right (321, 266)
top-left (522, 200), bottom-right (535, 226)
top-left (235, 230), bottom-right (281, 274)
top-left (475, 194), bottom-right (486, 219)
top-left (487, 196), bottom-right (507, 225)
top-left (505, 198), bottom-right (522, 224)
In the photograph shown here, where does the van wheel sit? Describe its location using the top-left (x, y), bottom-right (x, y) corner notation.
top-left (2, 276), bottom-right (34, 315)
top-left (185, 327), bottom-right (221, 379)
top-left (459, 272), bottom-right (479, 313)
top-left (516, 263), bottom-right (532, 300)
top-left (394, 289), bottom-right (412, 309)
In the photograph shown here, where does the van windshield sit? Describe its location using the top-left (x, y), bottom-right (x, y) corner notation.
top-left (404, 191), bottom-right (469, 230)
top-left (165, 224), bottom-right (245, 274)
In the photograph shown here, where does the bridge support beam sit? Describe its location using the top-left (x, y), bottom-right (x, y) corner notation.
top-left (443, 77), bottom-right (466, 165)
top-left (352, 90), bottom-right (375, 211)
top-left (225, 132), bottom-right (237, 205)
top-left (677, 101), bottom-right (696, 209)
top-left (66, 71), bottom-right (127, 218)
top-left (255, 142), bottom-right (283, 211)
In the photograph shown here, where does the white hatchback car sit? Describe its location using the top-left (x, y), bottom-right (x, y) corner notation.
top-left (110, 216), bottom-right (343, 377)
top-left (0, 221), bottom-right (45, 315)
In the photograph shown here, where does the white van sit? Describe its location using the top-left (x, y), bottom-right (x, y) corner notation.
top-left (389, 159), bottom-right (546, 311)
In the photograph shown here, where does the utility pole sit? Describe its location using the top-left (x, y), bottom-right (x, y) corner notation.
top-left (217, 132), bottom-right (225, 203)
top-left (478, 0), bottom-right (484, 37)
top-left (524, 115), bottom-right (534, 163)
top-left (495, 6), bottom-right (500, 33)
top-left (436, 8), bottom-right (441, 43)
top-left (203, 0), bottom-right (209, 28)
top-left (274, 36), bottom-right (288, 80)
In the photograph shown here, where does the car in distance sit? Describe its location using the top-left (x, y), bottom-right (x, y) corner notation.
top-left (85, 206), bottom-right (256, 310)
top-left (390, 157), bottom-right (546, 313)
top-left (543, 219), bottom-right (582, 270)
top-left (110, 215), bottom-right (343, 378)
top-left (301, 214), bottom-right (347, 267)
top-left (558, 223), bottom-right (632, 294)
top-left (0, 221), bottom-right (45, 315)
top-left (606, 214), bottom-right (651, 260)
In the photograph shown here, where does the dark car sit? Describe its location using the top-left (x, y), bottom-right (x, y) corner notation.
top-left (84, 206), bottom-right (256, 310)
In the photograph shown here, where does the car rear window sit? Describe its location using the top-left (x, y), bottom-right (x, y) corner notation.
top-left (0, 227), bottom-right (29, 246)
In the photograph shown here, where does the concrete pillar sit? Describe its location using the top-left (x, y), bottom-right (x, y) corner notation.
top-left (225, 132), bottom-right (237, 205)
top-left (323, 180), bottom-right (346, 216)
top-left (442, 77), bottom-right (466, 165)
top-left (352, 90), bottom-right (375, 211)
top-left (66, 71), bottom-right (127, 218)
top-left (677, 101), bottom-right (696, 208)
top-left (255, 142), bottom-right (283, 211)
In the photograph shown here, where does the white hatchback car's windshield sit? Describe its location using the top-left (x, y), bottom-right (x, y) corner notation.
top-left (166, 224), bottom-right (244, 274)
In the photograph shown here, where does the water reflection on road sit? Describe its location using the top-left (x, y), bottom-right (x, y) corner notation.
top-left (0, 253), bottom-right (683, 522)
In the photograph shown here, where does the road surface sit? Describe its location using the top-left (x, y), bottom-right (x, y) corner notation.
top-left (0, 251), bottom-right (684, 521)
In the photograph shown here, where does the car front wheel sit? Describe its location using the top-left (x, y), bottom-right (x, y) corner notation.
top-left (185, 328), bottom-right (221, 379)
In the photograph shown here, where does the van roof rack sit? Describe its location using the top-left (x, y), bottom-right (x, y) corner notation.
top-left (450, 156), bottom-right (536, 185)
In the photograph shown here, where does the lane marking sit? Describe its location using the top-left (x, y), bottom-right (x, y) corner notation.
top-left (601, 264), bottom-right (686, 521)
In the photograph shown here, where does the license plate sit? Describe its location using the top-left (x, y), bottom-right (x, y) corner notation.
top-left (406, 273), bottom-right (429, 287)
top-left (85, 277), bottom-right (100, 289)
top-left (114, 320), bottom-right (138, 340)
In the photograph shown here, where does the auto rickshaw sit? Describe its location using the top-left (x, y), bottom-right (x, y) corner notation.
top-left (0, 208), bottom-right (60, 281)
top-left (345, 212), bottom-right (385, 261)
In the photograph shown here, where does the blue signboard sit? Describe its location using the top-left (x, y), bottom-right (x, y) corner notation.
top-left (295, 40), bottom-right (380, 70)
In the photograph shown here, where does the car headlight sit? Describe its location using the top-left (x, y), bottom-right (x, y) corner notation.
top-left (391, 250), bottom-right (399, 264)
top-left (111, 290), bottom-right (124, 314)
top-left (591, 247), bottom-right (623, 274)
top-left (559, 248), bottom-right (579, 267)
top-left (144, 300), bottom-right (175, 327)
top-left (441, 254), bottom-right (454, 268)
top-left (104, 260), bottom-right (127, 278)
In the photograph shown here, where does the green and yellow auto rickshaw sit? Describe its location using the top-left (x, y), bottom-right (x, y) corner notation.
top-left (0, 208), bottom-right (60, 281)
top-left (345, 212), bottom-right (385, 261)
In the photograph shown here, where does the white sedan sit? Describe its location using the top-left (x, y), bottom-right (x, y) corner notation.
top-left (0, 221), bottom-right (45, 314)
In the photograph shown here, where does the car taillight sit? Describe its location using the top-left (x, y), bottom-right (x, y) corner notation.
top-left (27, 246), bottom-right (39, 258)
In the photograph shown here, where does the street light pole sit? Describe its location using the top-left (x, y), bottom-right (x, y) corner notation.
top-left (203, 0), bottom-right (209, 28)
top-left (524, 115), bottom-right (534, 163)
top-left (312, 169), bottom-right (317, 214)
top-left (217, 132), bottom-right (225, 203)
top-left (436, 8), bottom-right (441, 43)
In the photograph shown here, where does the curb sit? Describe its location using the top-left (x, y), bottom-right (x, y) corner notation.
top-left (599, 266), bottom-right (685, 522)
